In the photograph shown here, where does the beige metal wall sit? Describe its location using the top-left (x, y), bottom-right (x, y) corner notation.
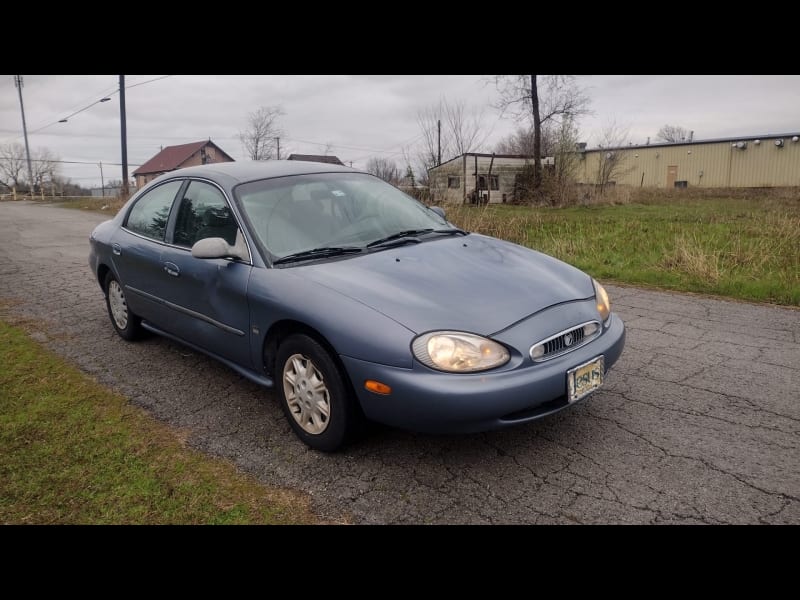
top-left (576, 136), bottom-right (800, 188)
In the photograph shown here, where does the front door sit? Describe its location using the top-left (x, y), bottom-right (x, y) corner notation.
top-left (158, 180), bottom-right (253, 367)
top-left (666, 165), bottom-right (678, 188)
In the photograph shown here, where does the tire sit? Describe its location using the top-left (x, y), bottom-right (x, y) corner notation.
top-left (276, 333), bottom-right (362, 452)
top-left (104, 271), bottom-right (141, 341)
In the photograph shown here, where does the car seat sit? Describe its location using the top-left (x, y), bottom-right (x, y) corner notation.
top-left (196, 205), bottom-right (237, 246)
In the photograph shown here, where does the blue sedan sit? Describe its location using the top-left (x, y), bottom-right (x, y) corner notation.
top-left (89, 161), bottom-right (625, 451)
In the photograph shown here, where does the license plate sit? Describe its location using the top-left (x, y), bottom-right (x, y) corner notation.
top-left (567, 356), bottom-right (605, 403)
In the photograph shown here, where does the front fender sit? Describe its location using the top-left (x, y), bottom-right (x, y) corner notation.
top-left (247, 267), bottom-right (416, 369)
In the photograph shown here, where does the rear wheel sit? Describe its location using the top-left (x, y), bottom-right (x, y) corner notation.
top-left (276, 333), bottom-right (362, 452)
top-left (105, 271), bottom-right (141, 341)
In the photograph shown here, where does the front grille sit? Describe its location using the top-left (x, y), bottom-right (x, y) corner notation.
top-left (530, 320), bottom-right (600, 362)
top-left (544, 327), bottom-right (585, 355)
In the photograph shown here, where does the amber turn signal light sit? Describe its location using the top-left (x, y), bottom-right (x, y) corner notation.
top-left (365, 380), bottom-right (392, 395)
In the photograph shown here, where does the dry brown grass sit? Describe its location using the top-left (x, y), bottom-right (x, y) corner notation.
top-left (660, 233), bottom-right (723, 283)
top-left (46, 196), bottom-right (128, 214)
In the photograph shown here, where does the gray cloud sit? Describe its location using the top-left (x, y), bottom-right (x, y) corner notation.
top-left (1, 75), bottom-right (798, 187)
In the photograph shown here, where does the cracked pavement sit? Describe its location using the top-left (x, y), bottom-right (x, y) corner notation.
top-left (1, 201), bottom-right (798, 524)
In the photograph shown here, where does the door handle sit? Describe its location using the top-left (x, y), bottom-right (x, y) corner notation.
top-left (163, 262), bottom-right (180, 277)
top-left (112, 243), bottom-right (122, 256)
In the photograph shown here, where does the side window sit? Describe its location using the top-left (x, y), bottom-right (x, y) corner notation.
top-left (125, 180), bottom-right (183, 241)
top-left (173, 181), bottom-right (238, 247)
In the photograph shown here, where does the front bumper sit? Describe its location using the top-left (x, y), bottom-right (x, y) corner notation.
top-left (340, 312), bottom-right (625, 434)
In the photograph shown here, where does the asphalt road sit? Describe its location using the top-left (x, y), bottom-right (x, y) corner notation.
top-left (1, 201), bottom-right (798, 524)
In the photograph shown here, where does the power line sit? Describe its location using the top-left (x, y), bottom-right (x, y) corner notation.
top-left (126, 75), bottom-right (172, 90)
top-left (280, 132), bottom-right (425, 154)
top-left (30, 97), bottom-right (113, 134)
top-left (4, 75), bottom-right (173, 141)
top-left (20, 158), bottom-right (142, 166)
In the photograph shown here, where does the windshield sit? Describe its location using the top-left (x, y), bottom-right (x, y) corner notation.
top-left (234, 173), bottom-right (452, 260)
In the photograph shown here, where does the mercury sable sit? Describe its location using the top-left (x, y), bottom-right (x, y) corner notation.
top-left (89, 161), bottom-right (625, 451)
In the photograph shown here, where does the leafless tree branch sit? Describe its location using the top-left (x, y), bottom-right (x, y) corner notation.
top-left (365, 157), bottom-right (399, 183)
top-left (494, 75), bottom-right (590, 192)
top-left (0, 143), bottom-right (27, 189)
top-left (238, 105), bottom-right (285, 161)
top-left (595, 120), bottom-right (634, 193)
top-left (656, 124), bottom-right (690, 143)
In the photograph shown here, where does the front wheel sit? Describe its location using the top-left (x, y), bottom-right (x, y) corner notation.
top-left (276, 333), bottom-right (362, 452)
top-left (104, 271), bottom-right (141, 341)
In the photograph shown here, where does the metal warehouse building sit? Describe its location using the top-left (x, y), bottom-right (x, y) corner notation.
top-left (576, 132), bottom-right (800, 188)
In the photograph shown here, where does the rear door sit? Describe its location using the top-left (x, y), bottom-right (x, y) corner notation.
top-left (110, 179), bottom-right (185, 324)
top-left (158, 179), bottom-right (253, 367)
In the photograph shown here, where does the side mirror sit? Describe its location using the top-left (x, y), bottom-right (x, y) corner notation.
top-left (191, 237), bottom-right (248, 261)
top-left (429, 205), bottom-right (446, 220)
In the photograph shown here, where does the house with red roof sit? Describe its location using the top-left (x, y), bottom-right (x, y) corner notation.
top-left (133, 140), bottom-right (234, 189)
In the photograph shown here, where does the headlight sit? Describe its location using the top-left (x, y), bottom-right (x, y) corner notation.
top-left (412, 331), bottom-right (510, 373)
top-left (593, 279), bottom-right (611, 324)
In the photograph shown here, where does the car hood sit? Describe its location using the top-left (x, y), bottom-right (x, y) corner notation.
top-left (299, 234), bottom-right (595, 335)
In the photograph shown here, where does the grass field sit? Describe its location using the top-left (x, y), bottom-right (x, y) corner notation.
top-left (0, 317), bottom-right (319, 524)
top-left (445, 192), bottom-right (800, 306)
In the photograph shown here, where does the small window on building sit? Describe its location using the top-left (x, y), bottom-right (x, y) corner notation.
top-left (478, 175), bottom-right (499, 190)
top-left (447, 176), bottom-right (460, 189)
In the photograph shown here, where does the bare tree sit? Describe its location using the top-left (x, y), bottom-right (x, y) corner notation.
top-left (656, 124), bottom-right (690, 143)
top-left (495, 123), bottom-right (560, 157)
top-left (494, 75), bottom-right (590, 192)
top-left (31, 147), bottom-right (59, 192)
top-left (238, 105), bottom-right (285, 160)
top-left (416, 97), bottom-right (488, 171)
top-left (416, 101), bottom-right (449, 174)
top-left (416, 97), bottom-right (489, 202)
top-left (365, 157), bottom-right (399, 183)
top-left (553, 118), bottom-right (581, 184)
top-left (445, 100), bottom-right (490, 156)
top-left (495, 125), bottom-right (534, 155)
top-left (0, 142), bottom-right (28, 190)
top-left (319, 141), bottom-right (335, 156)
top-left (595, 120), bottom-right (633, 193)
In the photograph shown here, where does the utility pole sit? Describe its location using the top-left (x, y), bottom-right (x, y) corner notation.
top-left (119, 75), bottom-right (129, 196)
top-left (437, 119), bottom-right (441, 166)
top-left (14, 75), bottom-right (34, 197)
top-left (276, 137), bottom-right (280, 160)
top-left (98, 161), bottom-right (105, 197)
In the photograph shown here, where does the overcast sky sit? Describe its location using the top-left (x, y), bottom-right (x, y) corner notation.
top-left (1, 75), bottom-right (798, 188)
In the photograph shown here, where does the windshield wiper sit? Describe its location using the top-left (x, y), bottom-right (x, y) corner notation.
top-left (273, 246), bottom-right (364, 265)
top-left (366, 229), bottom-right (433, 248)
top-left (433, 227), bottom-right (469, 236)
top-left (366, 227), bottom-right (470, 249)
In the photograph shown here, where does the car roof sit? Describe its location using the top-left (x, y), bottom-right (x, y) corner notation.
top-left (163, 159), bottom-right (364, 184)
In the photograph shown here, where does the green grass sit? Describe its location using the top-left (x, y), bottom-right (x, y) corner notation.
top-left (0, 318), bottom-right (318, 524)
top-left (445, 194), bottom-right (800, 306)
